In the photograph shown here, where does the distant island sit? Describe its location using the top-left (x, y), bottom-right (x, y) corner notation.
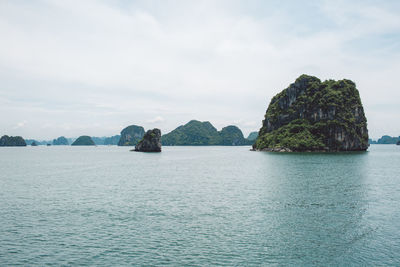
top-left (104, 135), bottom-right (120, 145)
top-left (53, 136), bottom-right (69, 145)
top-left (246, 132), bottom-right (258, 142)
top-left (3, 122), bottom-right (258, 148)
top-left (0, 135), bottom-right (27, 146)
top-left (161, 120), bottom-right (254, 146)
top-left (253, 75), bottom-right (369, 152)
top-left (118, 125), bottom-right (145, 146)
top-left (369, 136), bottom-right (400, 144)
top-left (71, 136), bottom-right (95, 146)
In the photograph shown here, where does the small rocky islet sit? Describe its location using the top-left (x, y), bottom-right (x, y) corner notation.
top-left (133, 128), bottom-right (162, 152)
top-left (253, 74), bottom-right (369, 152)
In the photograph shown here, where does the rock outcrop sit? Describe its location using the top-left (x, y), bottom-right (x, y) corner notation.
top-left (118, 125), bottom-right (145, 146)
top-left (53, 136), bottom-right (69, 145)
top-left (253, 75), bottom-right (369, 152)
top-left (0, 135), bottom-right (27, 146)
top-left (71, 136), bottom-right (95, 146)
top-left (134, 128), bottom-right (162, 152)
top-left (31, 141), bottom-right (38, 146)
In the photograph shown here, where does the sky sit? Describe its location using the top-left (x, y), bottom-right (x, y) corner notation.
top-left (0, 0), bottom-right (399, 140)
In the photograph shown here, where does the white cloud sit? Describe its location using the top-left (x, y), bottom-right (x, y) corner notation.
top-left (0, 0), bottom-right (399, 139)
top-left (147, 116), bottom-right (165, 124)
top-left (13, 121), bottom-right (27, 129)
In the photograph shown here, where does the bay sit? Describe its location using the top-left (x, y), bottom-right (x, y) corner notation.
top-left (0, 145), bottom-right (399, 266)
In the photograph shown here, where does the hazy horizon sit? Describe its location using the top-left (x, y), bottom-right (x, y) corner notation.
top-left (1, 0), bottom-right (399, 140)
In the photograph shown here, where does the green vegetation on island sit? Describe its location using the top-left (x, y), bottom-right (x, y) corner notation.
top-left (162, 120), bottom-right (220, 145)
top-left (71, 136), bottom-right (95, 146)
top-left (219, 125), bottom-right (248, 145)
top-left (254, 75), bottom-right (369, 152)
top-left (161, 120), bottom-right (254, 146)
top-left (0, 135), bottom-right (27, 146)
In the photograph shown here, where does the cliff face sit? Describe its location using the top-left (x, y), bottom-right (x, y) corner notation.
top-left (0, 135), bottom-right (27, 146)
top-left (254, 75), bottom-right (369, 152)
top-left (134, 129), bottom-right (162, 152)
top-left (118, 125), bottom-right (145, 146)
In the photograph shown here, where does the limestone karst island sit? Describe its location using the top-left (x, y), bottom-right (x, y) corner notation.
top-left (253, 75), bottom-right (369, 152)
top-left (0, 75), bottom-right (371, 153)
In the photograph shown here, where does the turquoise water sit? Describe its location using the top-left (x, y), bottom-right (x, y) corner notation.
top-left (0, 145), bottom-right (399, 266)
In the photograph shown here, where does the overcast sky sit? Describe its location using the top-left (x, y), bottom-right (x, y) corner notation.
top-left (1, 0), bottom-right (399, 140)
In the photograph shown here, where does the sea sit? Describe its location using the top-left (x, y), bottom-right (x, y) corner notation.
top-left (0, 145), bottom-right (399, 266)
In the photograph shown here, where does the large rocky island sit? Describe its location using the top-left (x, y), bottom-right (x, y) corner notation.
top-left (253, 75), bottom-right (369, 152)
top-left (134, 128), bottom-right (162, 152)
top-left (0, 135), bottom-right (27, 146)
